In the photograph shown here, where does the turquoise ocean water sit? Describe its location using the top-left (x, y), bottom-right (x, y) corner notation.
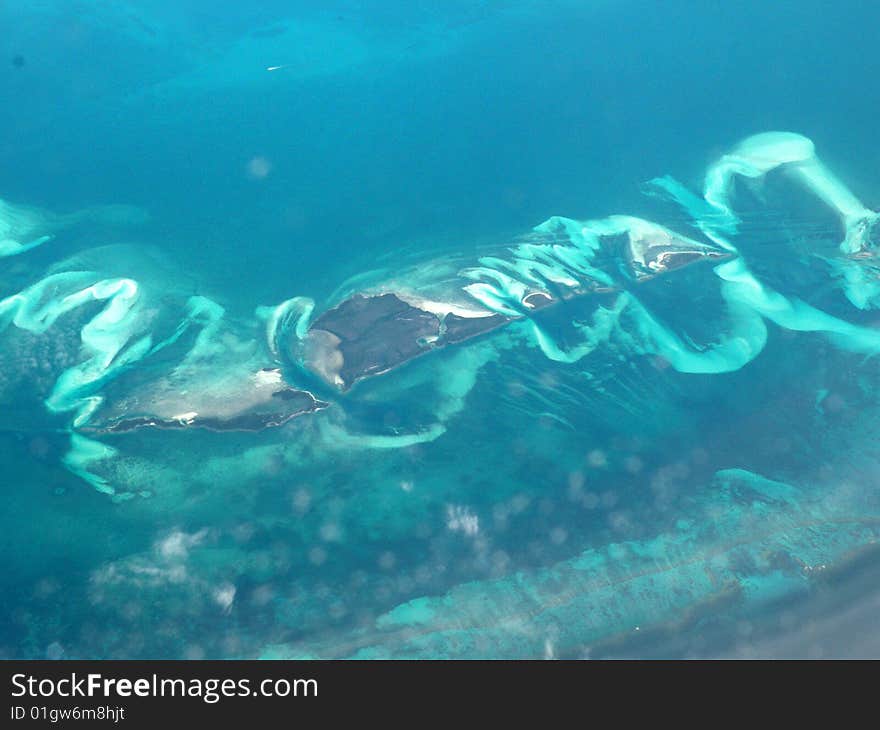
top-left (2, 1), bottom-right (880, 658)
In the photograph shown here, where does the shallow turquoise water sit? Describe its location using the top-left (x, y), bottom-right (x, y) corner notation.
top-left (2, 1), bottom-right (880, 659)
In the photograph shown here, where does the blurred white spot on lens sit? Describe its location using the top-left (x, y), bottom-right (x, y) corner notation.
top-left (492, 504), bottom-right (509, 530)
top-left (46, 642), bottom-right (64, 660)
top-left (308, 547), bottom-right (327, 566)
top-left (581, 492), bottom-right (599, 509)
top-left (251, 585), bottom-right (274, 607)
top-left (691, 448), bottom-right (710, 465)
top-left (292, 488), bottom-right (311, 514)
top-left (247, 156), bottom-right (272, 179)
top-left (491, 551), bottom-right (510, 572)
top-left (400, 480), bottom-right (414, 493)
top-left (567, 471), bottom-right (584, 496)
top-left (510, 494), bottom-right (530, 514)
top-left (232, 523), bottom-right (255, 543)
top-left (184, 645), bottom-right (205, 660)
top-left (378, 551), bottom-right (396, 570)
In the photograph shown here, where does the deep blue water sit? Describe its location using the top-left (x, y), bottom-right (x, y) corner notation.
top-left (2, 1), bottom-right (880, 658)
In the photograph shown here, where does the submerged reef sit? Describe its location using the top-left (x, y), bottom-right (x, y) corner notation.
top-left (3, 131), bottom-right (880, 657)
top-left (264, 468), bottom-right (880, 659)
